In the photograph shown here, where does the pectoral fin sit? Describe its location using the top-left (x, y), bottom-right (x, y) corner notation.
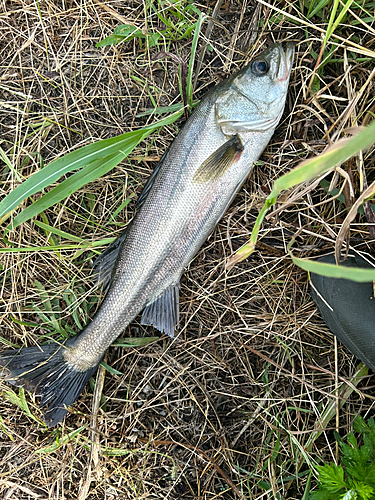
top-left (193, 135), bottom-right (244, 184)
top-left (141, 283), bottom-right (180, 338)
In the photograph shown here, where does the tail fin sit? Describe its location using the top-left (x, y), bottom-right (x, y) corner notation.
top-left (0, 342), bottom-right (98, 427)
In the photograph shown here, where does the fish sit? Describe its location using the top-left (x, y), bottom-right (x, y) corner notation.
top-left (0, 42), bottom-right (295, 427)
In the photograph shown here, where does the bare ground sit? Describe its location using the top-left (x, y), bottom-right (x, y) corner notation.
top-left (0, 0), bottom-right (375, 499)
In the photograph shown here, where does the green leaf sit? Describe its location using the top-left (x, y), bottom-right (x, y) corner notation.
top-left (96, 24), bottom-right (162, 49)
top-left (96, 24), bottom-right (144, 48)
top-left (309, 490), bottom-right (339, 500)
top-left (290, 255), bottom-right (375, 283)
top-left (350, 480), bottom-right (374, 500)
top-left (354, 416), bottom-right (371, 434)
top-left (36, 426), bottom-right (86, 453)
top-left (1, 111), bottom-right (183, 231)
top-left (315, 464), bottom-right (347, 492)
top-left (310, 417), bottom-right (375, 499)
top-left (148, 32), bottom-right (161, 48)
top-left (341, 491), bottom-right (357, 500)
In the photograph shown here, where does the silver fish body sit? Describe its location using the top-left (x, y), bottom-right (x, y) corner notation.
top-left (0, 42), bottom-right (294, 426)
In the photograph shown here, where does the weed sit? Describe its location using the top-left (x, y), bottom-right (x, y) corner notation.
top-left (310, 416), bottom-right (375, 499)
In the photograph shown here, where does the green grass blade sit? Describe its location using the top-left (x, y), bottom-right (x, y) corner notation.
top-left (136, 103), bottom-right (188, 117)
top-left (227, 120), bottom-right (375, 268)
top-left (323, 0), bottom-right (340, 48)
top-left (186, 12), bottom-right (205, 108)
top-left (112, 336), bottom-right (159, 347)
top-left (0, 111), bottom-right (183, 227)
top-left (291, 255), bottom-right (375, 282)
top-left (328, 0), bottom-right (355, 41)
top-left (35, 426), bottom-right (86, 452)
top-left (7, 152), bottom-right (124, 230)
top-left (270, 121), bottom-right (375, 199)
top-left (110, 193), bottom-right (135, 222)
top-left (0, 147), bottom-right (23, 182)
top-left (100, 361), bottom-right (123, 376)
top-left (0, 132), bottom-right (141, 220)
top-left (99, 338), bottom-right (159, 375)
top-left (3, 388), bottom-right (42, 424)
top-left (0, 238), bottom-right (115, 253)
top-left (307, 0), bottom-right (329, 19)
top-left (34, 220), bottom-right (85, 242)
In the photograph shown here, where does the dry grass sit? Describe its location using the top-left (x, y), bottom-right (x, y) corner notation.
top-left (1, 0), bottom-right (375, 498)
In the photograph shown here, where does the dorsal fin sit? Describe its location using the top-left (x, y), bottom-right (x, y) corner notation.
top-left (92, 228), bottom-right (129, 287)
top-left (136, 147), bottom-right (169, 209)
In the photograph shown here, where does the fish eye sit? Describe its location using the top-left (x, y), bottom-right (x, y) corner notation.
top-left (251, 59), bottom-right (269, 76)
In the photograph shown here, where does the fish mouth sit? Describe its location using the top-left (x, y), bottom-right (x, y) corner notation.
top-left (276, 42), bottom-right (295, 82)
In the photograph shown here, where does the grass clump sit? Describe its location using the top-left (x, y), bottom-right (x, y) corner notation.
top-left (97, 0), bottom-right (201, 48)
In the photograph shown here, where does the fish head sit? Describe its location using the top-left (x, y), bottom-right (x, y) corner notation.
top-left (216, 42), bottom-right (295, 135)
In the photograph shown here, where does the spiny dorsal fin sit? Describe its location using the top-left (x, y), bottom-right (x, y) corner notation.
top-left (136, 146), bottom-right (170, 209)
top-left (192, 135), bottom-right (244, 184)
top-left (141, 283), bottom-right (180, 338)
top-left (92, 228), bottom-right (129, 287)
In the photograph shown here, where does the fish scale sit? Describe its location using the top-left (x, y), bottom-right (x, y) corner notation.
top-left (0, 42), bottom-right (295, 427)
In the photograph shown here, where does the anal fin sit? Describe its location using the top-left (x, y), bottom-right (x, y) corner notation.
top-left (141, 283), bottom-right (180, 338)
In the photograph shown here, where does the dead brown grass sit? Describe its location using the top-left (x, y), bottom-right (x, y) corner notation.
top-left (1, 0), bottom-right (375, 499)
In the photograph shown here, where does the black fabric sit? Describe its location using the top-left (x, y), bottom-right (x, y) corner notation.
top-left (310, 253), bottom-right (375, 371)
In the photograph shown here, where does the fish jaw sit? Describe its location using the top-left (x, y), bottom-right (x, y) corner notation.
top-left (276, 42), bottom-right (295, 82)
